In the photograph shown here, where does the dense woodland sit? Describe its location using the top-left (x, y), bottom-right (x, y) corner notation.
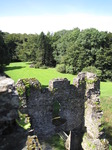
top-left (0, 28), bottom-right (112, 80)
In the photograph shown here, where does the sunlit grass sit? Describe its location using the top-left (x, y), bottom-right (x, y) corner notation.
top-left (100, 82), bottom-right (112, 146)
top-left (100, 82), bottom-right (112, 97)
top-left (5, 62), bottom-right (75, 85)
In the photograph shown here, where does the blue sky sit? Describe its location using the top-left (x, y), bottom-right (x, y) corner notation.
top-left (0, 0), bottom-right (112, 33)
top-left (1, 0), bottom-right (112, 16)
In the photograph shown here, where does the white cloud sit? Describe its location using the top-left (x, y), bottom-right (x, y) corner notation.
top-left (0, 14), bottom-right (112, 34)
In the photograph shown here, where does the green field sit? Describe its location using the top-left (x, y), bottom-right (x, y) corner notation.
top-left (100, 82), bottom-right (112, 147)
top-left (5, 62), bottom-right (75, 85)
top-left (5, 62), bottom-right (112, 148)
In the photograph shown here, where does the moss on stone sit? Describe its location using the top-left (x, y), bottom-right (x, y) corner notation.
top-left (87, 79), bottom-right (97, 84)
top-left (22, 79), bottom-right (31, 97)
top-left (17, 86), bottom-right (25, 96)
top-left (79, 80), bottom-right (85, 85)
top-left (85, 77), bottom-right (97, 84)
top-left (16, 110), bottom-right (31, 130)
top-left (99, 125), bottom-right (104, 132)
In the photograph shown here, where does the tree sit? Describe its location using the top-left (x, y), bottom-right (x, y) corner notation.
top-left (52, 28), bottom-right (80, 65)
top-left (93, 31), bottom-right (112, 80)
top-left (0, 31), bottom-right (10, 72)
top-left (35, 32), bottom-right (55, 67)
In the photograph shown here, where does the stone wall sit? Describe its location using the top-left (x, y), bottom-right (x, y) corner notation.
top-left (0, 76), bottom-right (19, 135)
top-left (16, 72), bottom-right (109, 149)
top-left (82, 73), bottom-right (109, 150)
top-left (0, 72), bottom-right (109, 150)
top-left (16, 77), bottom-right (85, 139)
top-left (0, 76), bottom-right (40, 150)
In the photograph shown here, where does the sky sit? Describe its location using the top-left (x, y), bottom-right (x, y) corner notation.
top-left (0, 0), bottom-right (112, 34)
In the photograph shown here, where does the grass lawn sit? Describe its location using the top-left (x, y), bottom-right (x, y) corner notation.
top-left (100, 82), bottom-right (112, 98)
top-left (5, 62), bottom-right (75, 86)
top-left (5, 62), bottom-right (112, 148)
top-left (100, 82), bottom-right (112, 147)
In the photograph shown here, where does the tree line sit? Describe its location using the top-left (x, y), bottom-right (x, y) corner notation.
top-left (0, 28), bottom-right (112, 80)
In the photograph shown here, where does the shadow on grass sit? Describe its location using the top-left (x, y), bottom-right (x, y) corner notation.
top-left (5, 66), bottom-right (25, 71)
top-left (41, 85), bottom-right (48, 88)
top-left (103, 122), bottom-right (112, 145)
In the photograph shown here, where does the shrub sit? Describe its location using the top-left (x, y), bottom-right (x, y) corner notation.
top-left (35, 62), bottom-right (48, 69)
top-left (40, 65), bottom-right (48, 69)
top-left (66, 65), bottom-right (74, 74)
top-left (82, 66), bottom-right (102, 79)
top-left (35, 62), bottom-right (42, 68)
top-left (56, 64), bottom-right (66, 73)
top-left (105, 70), bottom-right (112, 81)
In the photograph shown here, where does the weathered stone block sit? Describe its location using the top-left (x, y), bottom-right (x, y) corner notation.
top-left (0, 77), bottom-right (19, 136)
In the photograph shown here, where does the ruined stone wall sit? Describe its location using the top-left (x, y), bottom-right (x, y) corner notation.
top-left (0, 72), bottom-right (109, 150)
top-left (0, 76), bottom-right (40, 150)
top-left (16, 77), bottom-right (86, 138)
top-left (0, 76), bottom-right (19, 135)
top-left (16, 72), bottom-right (109, 149)
top-left (82, 73), bottom-right (109, 150)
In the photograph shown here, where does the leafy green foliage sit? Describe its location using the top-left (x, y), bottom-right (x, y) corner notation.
top-left (53, 28), bottom-right (112, 80)
top-left (0, 31), bottom-right (10, 72)
top-left (66, 65), bottom-right (74, 74)
top-left (35, 62), bottom-right (42, 68)
top-left (1, 28), bottom-right (112, 80)
top-left (82, 66), bottom-right (102, 79)
top-left (56, 64), bottom-right (66, 73)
